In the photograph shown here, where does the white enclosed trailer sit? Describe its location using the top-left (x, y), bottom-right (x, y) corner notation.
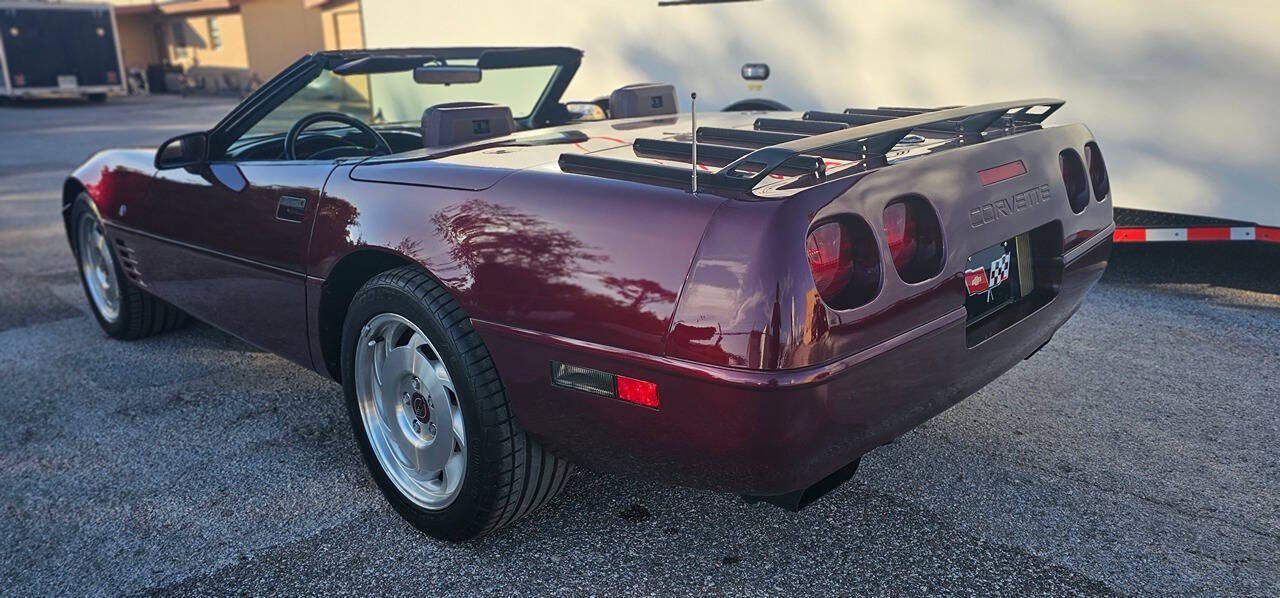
top-left (0, 1), bottom-right (126, 101)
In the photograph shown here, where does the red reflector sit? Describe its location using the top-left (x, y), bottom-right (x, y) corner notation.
top-left (1186, 227), bottom-right (1231, 241)
top-left (977, 160), bottom-right (1027, 186)
top-left (1113, 228), bottom-right (1146, 243)
top-left (106, 70), bottom-right (118, 83)
top-left (616, 376), bottom-right (659, 408)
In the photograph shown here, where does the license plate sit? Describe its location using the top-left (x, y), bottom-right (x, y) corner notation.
top-left (57, 75), bottom-right (78, 89)
top-left (964, 237), bottom-right (1023, 322)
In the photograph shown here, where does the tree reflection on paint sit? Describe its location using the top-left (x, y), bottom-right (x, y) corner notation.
top-left (431, 198), bottom-right (676, 346)
top-left (432, 199), bottom-right (606, 284)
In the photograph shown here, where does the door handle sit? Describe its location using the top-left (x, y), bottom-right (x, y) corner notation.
top-left (276, 196), bottom-right (307, 222)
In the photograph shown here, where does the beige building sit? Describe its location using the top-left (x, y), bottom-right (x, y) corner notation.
top-left (310, 0), bottom-right (362, 52)
top-left (108, 0), bottom-right (358, 93)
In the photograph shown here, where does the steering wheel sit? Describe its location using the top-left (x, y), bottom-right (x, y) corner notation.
top-left (284, 111), bottom-right (392, 160)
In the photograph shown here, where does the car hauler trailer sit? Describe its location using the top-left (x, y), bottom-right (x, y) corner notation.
top-left (1112, 208), bottom-right (1280, 246)
top-left (355, 0), bottom-right (1278, 244)
top-left (0, 1), bottom-right (126, 101)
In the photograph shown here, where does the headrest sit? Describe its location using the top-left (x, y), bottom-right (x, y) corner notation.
top-left (421, 102), bottom-right (515, 147)
top-left (608, 83), bottom-right (677, 119)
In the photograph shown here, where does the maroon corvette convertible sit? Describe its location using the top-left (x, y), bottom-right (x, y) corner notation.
top-left (63, 47), bottom-right (1112, 540)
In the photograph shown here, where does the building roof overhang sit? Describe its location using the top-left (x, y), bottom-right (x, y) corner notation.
top-left (114, 0), bottom-right (246, 18)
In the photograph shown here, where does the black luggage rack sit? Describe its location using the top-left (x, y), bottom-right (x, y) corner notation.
top-left (558, 98), bottom-right (1064, 195)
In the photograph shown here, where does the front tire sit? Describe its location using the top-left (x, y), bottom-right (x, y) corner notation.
top-left (341, 266), bottom-right (572, 541)
top-left (72, 193), bottom-right (187, 339)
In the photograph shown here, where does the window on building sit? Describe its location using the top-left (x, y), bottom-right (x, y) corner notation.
top-left (171, 21), bottom-right (187, 59)
top-left (207, 17), bottom-right (221, 50)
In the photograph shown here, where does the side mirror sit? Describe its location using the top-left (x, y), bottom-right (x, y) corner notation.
top-left (564, 101), bottom-right (606, 121)
top-left (155, 132), bottom-right (208, 169)
top-left (413, 65), bottom-right (482, 85)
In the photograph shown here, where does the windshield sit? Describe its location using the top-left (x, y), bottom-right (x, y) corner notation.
top-left (236, 61), bottom-right (559, 145)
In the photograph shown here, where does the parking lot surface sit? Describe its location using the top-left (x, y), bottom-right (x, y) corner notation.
top-left (1, 96), bottom-right (1276, 596)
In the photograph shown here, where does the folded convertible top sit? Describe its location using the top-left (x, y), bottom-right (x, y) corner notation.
top-left (558, 98), bottom-right (1064, 197)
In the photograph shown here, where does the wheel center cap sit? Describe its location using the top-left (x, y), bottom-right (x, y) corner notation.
top-left (410, 392), bottom-right (430, 423)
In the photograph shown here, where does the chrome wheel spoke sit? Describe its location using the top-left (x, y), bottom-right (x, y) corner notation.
top-left (407, 331), bottom-right (455, 388)
top-left (390, 424), bottom-right (422, 472)
top-left (385, 347), bottom-right (430, 471)
top-left (450, 404), bottom-right (466, 453)
top-left (371, 336), bottom-right (392, 387)
top-left (420, 407), bottom-right (453, 471)
top-left (377, 346), bottom-right (415, 421)
top-left (94, 232), bottom-right (110, 266)
top-left (103, 272), bottom-right (120, 304)
top-left (433, 361), bottom-right (454, 390)
top-left (407, 331), bottom-right (431, 354)
top-left (442, 450), bottom-right (465, 488)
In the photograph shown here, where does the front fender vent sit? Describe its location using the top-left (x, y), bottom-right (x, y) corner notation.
top-left (114, 238), bottom-right (143, 285)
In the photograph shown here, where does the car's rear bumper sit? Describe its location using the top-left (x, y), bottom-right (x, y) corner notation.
top-left (476, 231), bottom-right (1110, 496)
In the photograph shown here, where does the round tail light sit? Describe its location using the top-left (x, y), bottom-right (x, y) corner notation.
top-left (882, 196), bottom-right (943, 283)
top-left (1059, 149), bottom-right (1090, 214)
top-left (806, 221), bottom-right (853, 299)
top-left (805, 218), bottom-right (881, 309)
top-left (1084, 141), bottom-right (1110, 201)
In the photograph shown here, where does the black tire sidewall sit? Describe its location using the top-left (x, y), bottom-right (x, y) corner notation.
top-left (340, 276), bottom-right (492, 540)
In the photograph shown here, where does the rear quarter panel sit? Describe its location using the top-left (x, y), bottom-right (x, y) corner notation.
top-left (309, 164), bottom-right (726, 357)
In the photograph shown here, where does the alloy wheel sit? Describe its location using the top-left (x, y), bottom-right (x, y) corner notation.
top-left (77, 213), bottom-right (121, 323)
top-left (354, 313), bottom-right (467, 509)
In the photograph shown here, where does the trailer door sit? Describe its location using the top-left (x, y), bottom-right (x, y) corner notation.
top-left (0, 6), bottom-right (121, 91)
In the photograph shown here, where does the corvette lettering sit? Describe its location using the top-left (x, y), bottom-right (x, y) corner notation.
top-left (969, 183), bottom-right (1051, 228)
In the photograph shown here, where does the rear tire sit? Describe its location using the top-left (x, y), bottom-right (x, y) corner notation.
top-left (72, 193), bottom-right (188, 339)
top-left (341, 266), bottom-right (572, 541)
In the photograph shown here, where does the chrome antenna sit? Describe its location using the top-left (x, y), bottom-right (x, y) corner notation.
top-left (690, 92), bottom-right (698, 193)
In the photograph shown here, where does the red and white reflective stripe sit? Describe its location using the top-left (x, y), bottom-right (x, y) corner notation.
top-left (1113, 226), bottom-right (1280, 244)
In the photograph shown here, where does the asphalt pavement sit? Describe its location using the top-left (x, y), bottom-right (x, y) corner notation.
top-left (0, 96), bottom-right (1276, 596)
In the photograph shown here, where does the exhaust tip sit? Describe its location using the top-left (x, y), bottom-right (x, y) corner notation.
top-left (742, 458), bottom-right (861, 512)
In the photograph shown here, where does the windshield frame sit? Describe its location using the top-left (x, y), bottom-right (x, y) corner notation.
top-left (206, 47), bottom-right (582, 161)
